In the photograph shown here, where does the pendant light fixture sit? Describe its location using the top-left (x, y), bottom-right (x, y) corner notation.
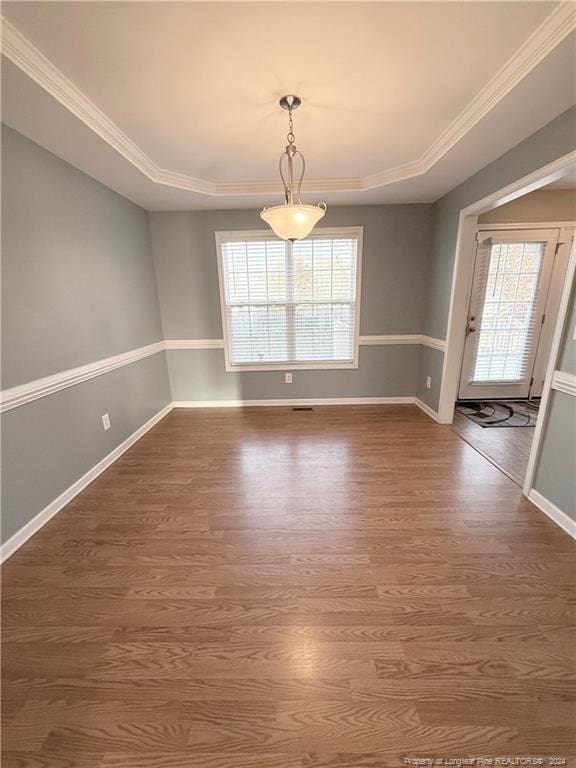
top-left (260, 95), bottom-right (326, 241)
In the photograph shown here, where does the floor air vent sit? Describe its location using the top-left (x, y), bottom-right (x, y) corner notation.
top-left (292, 406), bottom-right (314, 411)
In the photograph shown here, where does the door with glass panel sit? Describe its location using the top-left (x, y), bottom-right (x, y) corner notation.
top-left (458, 229), bottom-right (559, 400)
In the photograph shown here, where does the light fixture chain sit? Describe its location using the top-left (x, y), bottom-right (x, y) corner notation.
top-left (287, 108), bottom-right (295, 146)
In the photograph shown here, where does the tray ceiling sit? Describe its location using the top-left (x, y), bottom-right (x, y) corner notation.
top-left (2, 2), bottom-right (575, 209)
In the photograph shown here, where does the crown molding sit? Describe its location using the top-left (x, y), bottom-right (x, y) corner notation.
top-left (2, 3), bottom-right (575, 197)
top-left (0, 19), bottom-right (215, 195)
top-left (422, 3), bottom-right (576, 175)
top-left (363, 3), bottom-right (576, 191)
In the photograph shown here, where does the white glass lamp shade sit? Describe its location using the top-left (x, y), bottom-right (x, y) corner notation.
top-left (260, 203), bottom-right (326, 241)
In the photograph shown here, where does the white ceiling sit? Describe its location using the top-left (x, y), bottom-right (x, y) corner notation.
top-left (2, 2), bottom-right (575, 210)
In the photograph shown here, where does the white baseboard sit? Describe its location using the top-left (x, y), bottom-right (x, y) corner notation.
top-left (528, 489), bottom-right (576, 539)
top-left (172, 396), bottom-right (417, 408)
top-left (0, 403), bottom-right (173, 564)
top-left (414, 398), bottom-right (441, 422)
top-left (171, 398), bottom-right (443, 423)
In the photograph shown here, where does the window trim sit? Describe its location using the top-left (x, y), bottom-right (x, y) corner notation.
top-left (215, 227), bottom-right (364, 372)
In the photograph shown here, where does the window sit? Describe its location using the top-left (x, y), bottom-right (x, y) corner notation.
top-left (472, 239), bottom-right (545, 382)
top-left (216, 228), bottom-right (362, 371)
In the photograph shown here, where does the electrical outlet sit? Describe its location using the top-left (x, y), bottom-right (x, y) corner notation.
top-left (285, 373), bottom-right (293, 384)
top-left (426, 376), bottom-right (432, 389)
top-left (102, 413), bottom-right (111, 431)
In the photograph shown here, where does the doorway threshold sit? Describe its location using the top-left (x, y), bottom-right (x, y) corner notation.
top-left (449, 410), bottom-right (535, 487)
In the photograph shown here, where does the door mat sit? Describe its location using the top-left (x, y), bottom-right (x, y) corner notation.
top-left (456, 399), bottom-right (539, 428)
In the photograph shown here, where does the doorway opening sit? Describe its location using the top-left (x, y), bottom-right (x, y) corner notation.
top-left (448, 178), bottom-right (575, 486)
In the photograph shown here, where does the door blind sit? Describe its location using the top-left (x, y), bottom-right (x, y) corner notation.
top-left (471, 238), bottom-right (546, 383)
top-left (218, 233), bottom-right (359, 368)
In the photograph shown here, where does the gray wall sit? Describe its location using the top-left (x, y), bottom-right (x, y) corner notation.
top-left (418, 106), bottom-right (576, 411)
top-left (166, 346), bottom-right (421, 402)
top-left (150, 205), bottom-right (433, 402)
top-left (1, 127), bottom-right (171, 544)
top-left (2, 126), bottom-right (166, 388)
top-left (2, 354), bottom-right (169, 542)
top-left (533, 390), bottom-right (576, 522)
top-left (533, 284), bottom-right (576, 521)
top-left (417, 346), bottom-right (444, 412)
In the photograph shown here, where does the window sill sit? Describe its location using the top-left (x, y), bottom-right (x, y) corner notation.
top-left (225, 360), bottom-right (359, 373)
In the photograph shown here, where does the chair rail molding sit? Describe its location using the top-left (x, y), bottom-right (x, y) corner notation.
top-left (167, 335), bottom-right (447, 350)
top-left (359, 335), bottom-right (446, 351)
top-left (420, 336), bottom-right (446, 352)
top-left (165, 339), bottom-right (225, 350)
top-left (0, 341), bottom-right (165, 413)
top-left (0, 335), bottom-right (445, 413)
top-left (2, 3), bottom-right (575, 196)
top-left (551, 369), bottom-right (576, 397)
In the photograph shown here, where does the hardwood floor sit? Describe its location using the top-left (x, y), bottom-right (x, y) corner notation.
top-left (2, 405), bottom-right (575, 767)
top-left (451, 410), bottom-right (535, 486)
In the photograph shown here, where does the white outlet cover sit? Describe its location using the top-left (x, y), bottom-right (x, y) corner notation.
top-left (426, 376), bottom-right (432, 389)
top-left (102, 413), bottom-right (111, 430)
top-left (285, 373), bottom-right (293, 383)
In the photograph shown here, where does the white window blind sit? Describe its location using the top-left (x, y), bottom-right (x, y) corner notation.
top-left (471, 239), bottom-right (546, 383)
top-left (217, 230), bottom-right (361, 370)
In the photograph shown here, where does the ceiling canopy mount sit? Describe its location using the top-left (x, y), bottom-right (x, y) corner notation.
top-left (279, 94), bottom-right (301, 112)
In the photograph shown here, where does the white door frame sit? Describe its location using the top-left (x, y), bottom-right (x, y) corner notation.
top-left (437, 150), bottom-right (576, 493)
top-left (438, 149), bottom-right (576, 424)
top-left (529, 226), bottom-right (575, 397)
top-left (458, 228), bottom-right (560, 401)
top-left (522, 234), bottom-right (576, 496)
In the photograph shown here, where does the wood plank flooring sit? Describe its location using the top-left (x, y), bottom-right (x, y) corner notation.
top-left (451, 410), bottom-right (535, 486)
top-left (2, 405), bottom-right (575, 767)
